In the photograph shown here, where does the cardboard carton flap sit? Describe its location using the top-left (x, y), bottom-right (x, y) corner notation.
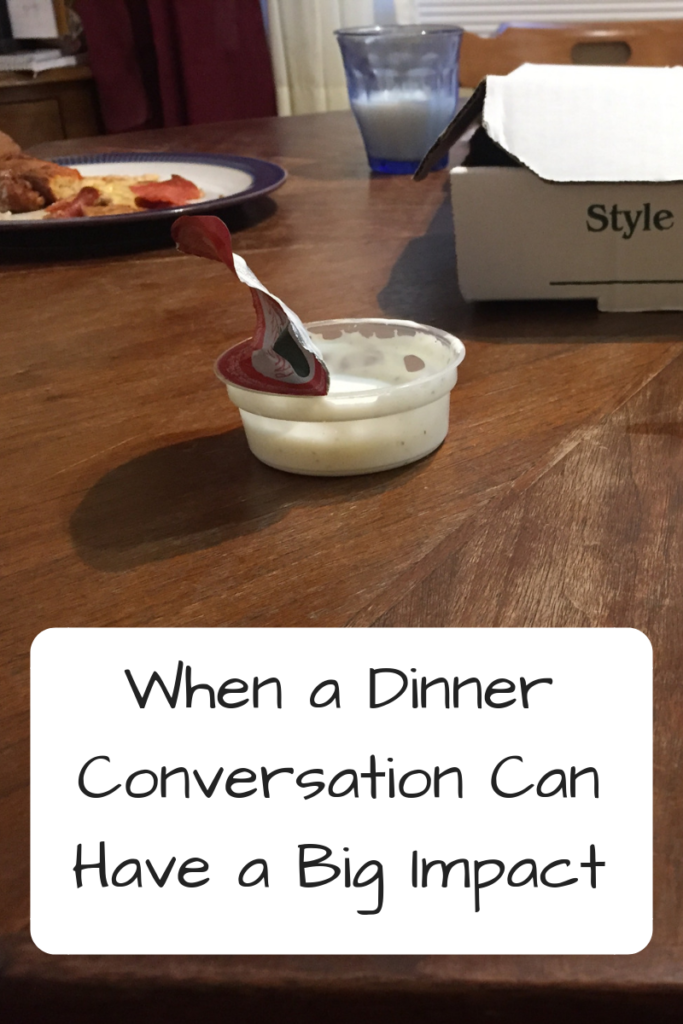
top-left (414, 81), bottom-right (486, 181)
top-left (484, 64), bottom-right (683, 183)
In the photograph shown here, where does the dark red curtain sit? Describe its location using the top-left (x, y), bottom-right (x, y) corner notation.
top-left (77, 0), bottom-right (277, 134)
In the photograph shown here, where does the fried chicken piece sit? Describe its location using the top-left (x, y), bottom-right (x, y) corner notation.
top-left (0, 169), bottom-right (45, 213)
top-left (0, 157), bottom-right (81, 204)
top-left (0, 130), bottom-right (84, 213)
top-left (0, 130), bottom-right (22, 159)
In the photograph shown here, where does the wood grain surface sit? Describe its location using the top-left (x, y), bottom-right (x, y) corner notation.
top-left (1, 111), bottom-right (682, 1022)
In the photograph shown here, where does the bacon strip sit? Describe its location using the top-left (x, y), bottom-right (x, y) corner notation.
top-left (45, 187), bottom-right (101, 219)
top-left (132, 174), bottom-right (203, 209)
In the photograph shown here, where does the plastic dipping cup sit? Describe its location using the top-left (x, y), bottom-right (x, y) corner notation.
top-left (335, 24), bottom-right (463, 175)
top-left (220, 319), bottom-right (465, 477)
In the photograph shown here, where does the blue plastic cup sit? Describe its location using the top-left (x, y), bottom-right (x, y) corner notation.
top-left (335, 24), bottom-right (463, 175)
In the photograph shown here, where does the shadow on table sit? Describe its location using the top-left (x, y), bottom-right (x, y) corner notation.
top-left (0, 197), bottom-right (277, 263)
top-left (70, 427), bottom-right (424, 572)
top-left (378, 198), bottom-right (683, 342)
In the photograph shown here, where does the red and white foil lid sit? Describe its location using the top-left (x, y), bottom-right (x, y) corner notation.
top-left (172, 215), bottom-right (330, 396)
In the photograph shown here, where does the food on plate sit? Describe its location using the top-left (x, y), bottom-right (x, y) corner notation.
top-left (42, 172), bottom-right (203, 218)
top-left (0, 129), bottom-right (21, 159)
top-left (130, 175), bottom-right (203, 208)
top-left (0, 157), bottom-right (81, 214)
top-left (0, 169), bottom-right (45, 213)
top-left (44, 187), bottom-right (103, 219)
top-left (0, 131), bottom-right (204, 218)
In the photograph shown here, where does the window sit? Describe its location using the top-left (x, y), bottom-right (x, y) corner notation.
top-left (415, 1), bottom-right (683, 36)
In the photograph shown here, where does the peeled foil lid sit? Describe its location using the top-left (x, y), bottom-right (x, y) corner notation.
top-left (172, 216), bottom-right (330, 395)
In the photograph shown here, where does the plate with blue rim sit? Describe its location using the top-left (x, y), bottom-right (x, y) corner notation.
top-left (0, 151), bottom-right (286, 257)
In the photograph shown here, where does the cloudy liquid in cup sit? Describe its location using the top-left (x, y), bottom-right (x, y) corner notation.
top-left (352, 89), bottom-right (457, 162)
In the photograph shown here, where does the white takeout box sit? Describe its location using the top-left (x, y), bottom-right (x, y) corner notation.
top-left (417, 64), bottom-right (683, 312)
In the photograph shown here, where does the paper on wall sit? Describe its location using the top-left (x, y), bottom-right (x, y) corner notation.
top-left (6, 0), bottom-right (59, 39)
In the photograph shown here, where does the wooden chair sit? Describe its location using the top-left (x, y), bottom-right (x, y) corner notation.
top-left (460, 20), bottom-right (683, 88)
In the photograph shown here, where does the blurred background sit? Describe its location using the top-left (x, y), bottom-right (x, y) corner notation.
top-left (1, 0), bottom-right (683, 147)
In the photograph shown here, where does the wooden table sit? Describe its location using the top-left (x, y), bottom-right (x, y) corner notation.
top-left (1, 111), bottom-right (682, 1022)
